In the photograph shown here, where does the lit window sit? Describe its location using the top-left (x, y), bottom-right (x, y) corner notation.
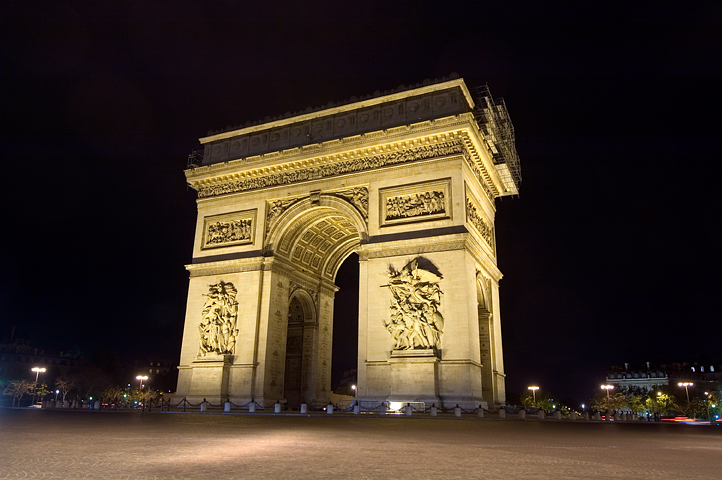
top-left (711, 366), bottom-right (715, 372)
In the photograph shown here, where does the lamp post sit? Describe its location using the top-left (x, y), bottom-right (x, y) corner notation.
top-left (601, 385), bottom-right (614, 399)
top-left (528, 386), bottom-right (539, 405)
top-left (136, 375), bottom-right (148, 390)
top-left (351, 385), bottom-right (356, 397)
top-left (678, 382), bottom-right (693, 403)
top-left (31, 367), bottom-right (46, 405)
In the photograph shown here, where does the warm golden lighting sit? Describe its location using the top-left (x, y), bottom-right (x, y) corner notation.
top-left (136, 375), bottom-right (149, 390)
top-left (601, 385), bottom-right (614, 399)
top-left (678, 382), bottom-right (694, 402)
top-left (528, 386), bottom-right (539, 403)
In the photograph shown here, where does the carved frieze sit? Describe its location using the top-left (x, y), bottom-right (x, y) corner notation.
top-left (465, 189), bottom-right (494, 250)
top-left (379, 179), bottom-right (450, 227)
top-left (197, 140), bottom-right (465, 198)
top-left (198, 281), bottom-right (239, 356)
top-left (382, 257), bottom-right (444, 350)
top-left (201, 210), bottom-right (256, 249)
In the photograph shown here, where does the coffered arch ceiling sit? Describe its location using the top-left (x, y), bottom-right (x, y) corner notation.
top-left (273, 207), bottom-right (360, 281)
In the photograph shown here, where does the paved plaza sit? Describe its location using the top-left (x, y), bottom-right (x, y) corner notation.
top-left (1, 408), bottom-right (721, 479)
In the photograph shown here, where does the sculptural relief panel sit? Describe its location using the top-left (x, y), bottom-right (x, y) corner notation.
top-left (201, 210), bottom-right (256, 249)
top-left (382, 258), bottom-right (444, 351)
top-left (379, 179), bottom-right (451, 227)
top-left (197, 281), bottom-right (239, 357)
top-left (465, 188), bottom-right (494, 251)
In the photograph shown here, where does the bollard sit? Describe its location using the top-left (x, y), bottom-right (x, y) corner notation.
top-left (498, 408), bottom-right (506, 419)
top-left (620, 413), bottom-right (627, 421)
top-left (326, 403), bottom-right (333, 415)
top-left (94, 400), bottom-right (101, 410)
top-left (582, 412), bottom-right (590, 421)
top-left (63, 400), bottom-right (68, 408)
top-left (454, 405), bottom-right (462, 418)
top-left (301, 403), bottom-right (308, 414)
top-left (570, 411), bottom-right (578, 420)
top-left (430, 405), bottom-right (437, 417)
top-left (554, 410), bottom-right (562, 420)
top-left (249, 402), bottom-right (255, 413)
top-left (274, 402), bottom-right (282, 414)
top-left (594, 412), bottom-right (601, 421)
top-left (225, 401), bottom-right (231, 413)
top-left (405, 404), bottom-right (412, 416)
top-left (538, 410), bottom-right (545, 420)
top-left (478, 408), bottom-right (485, 419)
top-left (379, 403), bottom-right (388, 415)
top-left (614, 412), bottom-right (620, 421)
top-left (353, 404), bottom-right (360, 415)
top-left (56, 400), bottom-right (62, 409)
top-left (200, 400), bottom-right (207, 413)
top-left (518, 409), bottom-right (526, 420)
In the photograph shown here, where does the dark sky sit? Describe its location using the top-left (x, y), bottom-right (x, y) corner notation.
top-left (1, 1), bottom-right (719, 403)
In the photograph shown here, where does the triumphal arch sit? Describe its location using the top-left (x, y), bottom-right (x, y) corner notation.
top-left (175, 77), bottom-right (521, 410)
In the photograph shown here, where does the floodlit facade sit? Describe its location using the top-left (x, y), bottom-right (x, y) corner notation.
top-left (175, 77), bottom-right (521, 410)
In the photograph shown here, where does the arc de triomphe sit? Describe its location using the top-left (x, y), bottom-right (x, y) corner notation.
top-left (175, 78), bottom-right (520, 410)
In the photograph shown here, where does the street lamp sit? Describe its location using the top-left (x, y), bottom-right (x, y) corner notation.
top-left (351, 385), bottom-right (357, 397)
top-left (136, 375), bottom-right (148, 390)
top-left (31, 367), bottom-right (46, 405)
top-left (528, 386), bottom-right (539, 404)
top-left (601, 385), bottom-right (614, 399)
top-left (678, 382), bottom-right (693, 403)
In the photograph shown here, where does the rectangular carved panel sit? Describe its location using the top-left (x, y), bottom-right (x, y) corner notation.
top-left (201, 209), bottom-right (256, 250)
top-left (465, 186), bottom-right (494, 251)
top-left (379, 178), bottom-right (451, 227)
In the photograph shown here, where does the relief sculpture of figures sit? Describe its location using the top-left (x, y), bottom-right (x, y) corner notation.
top-left (198, 281), bottom-right (239, 356)
top-left (206, 219), bottom-right (252, 245)
top-left (382, 258), bottom-right (444, 350)
top-left (385, 191), bottom-right (445, 221)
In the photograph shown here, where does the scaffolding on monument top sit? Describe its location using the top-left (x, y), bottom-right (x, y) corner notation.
top-left (471, 85), bottom-right (521, 193)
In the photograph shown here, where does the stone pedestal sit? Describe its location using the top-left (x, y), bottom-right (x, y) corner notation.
top-left (387, 350), bottom-right (441, 406)
top-left (186, 354), bottom-right (231, 404)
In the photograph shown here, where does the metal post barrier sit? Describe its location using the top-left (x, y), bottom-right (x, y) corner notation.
top-left (405, 404), bottom-right (412, 416)
top-left (301, 403), bottom-right (307, 414)
top-left (518, 409), bottom-right (526, 420)
top-left (326, 403), bottom-right (333, 415)
top-left (225, 401), bottom-right (231, 413)
top-left (430, 405), bottom-right (437, 417)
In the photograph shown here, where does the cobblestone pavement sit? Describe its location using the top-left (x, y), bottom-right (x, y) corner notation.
top-left (1, 408), bottom-right (721, 479)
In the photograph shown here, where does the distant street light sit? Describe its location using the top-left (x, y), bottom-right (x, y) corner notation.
top-left (678, 382), bottom-right (693, 403)
top-left (351, 385), bottom-right (357, 397)
top-left (136, 375), bottom-right (148, 390)
top-left (601, 385), bottom-right (614, 399)
top-left (528, 386), bottom-right (539, 404)
top-left (31, 367), bottom-right (46, 405)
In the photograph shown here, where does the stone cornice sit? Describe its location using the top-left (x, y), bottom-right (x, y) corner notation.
top-left (199, 79), bottom-right (475, 144)
top-left (185, 257), bottom-right (265, 277)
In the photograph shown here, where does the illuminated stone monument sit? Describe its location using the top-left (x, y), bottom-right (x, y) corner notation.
top-left (175, 77), bottom-right (521, 410)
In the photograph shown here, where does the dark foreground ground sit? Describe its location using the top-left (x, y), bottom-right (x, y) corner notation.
top-left (1, 408), bottom-right (721, 479)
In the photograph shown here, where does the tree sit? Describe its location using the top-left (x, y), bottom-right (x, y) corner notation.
top-left (681, 397), bottom-right (706, 419)
top-left (646, 392), bottom-right (678, 416)
top-left (3, 380), bottom-right (34, 407)
top-left (520, 390), bottom-right (557, 412)
top-left (626, 394), bottom-right (646, 415)
top-left (101, 386), bottom-right (125, 407)
top-left (35, 383), bottom-right (51, 403)
top-left (591, 393), bottom-right (628, 413)
top-left (55, 377), bottom-right (76, 403)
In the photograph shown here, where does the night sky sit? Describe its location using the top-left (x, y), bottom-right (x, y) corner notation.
top-left (2, 2), bottom-right (719, 403)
